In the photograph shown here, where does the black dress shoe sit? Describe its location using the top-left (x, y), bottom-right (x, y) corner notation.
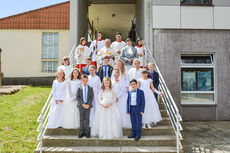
top-left (134, 136), bottom-right (141, 141)
top-left (128, 135), bottom-right (136, 138)
top-left (78, 132), bottom-right (84, 138)
top-left (85, 132), bottom-right (91, 138)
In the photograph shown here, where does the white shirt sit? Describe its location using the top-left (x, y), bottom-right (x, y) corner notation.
top-left (75, 45), bottom-right (91, 64)
top-left (131, 90), bottom-right (137, 106)
top-left (111, 41), bottom-right (126, 58)
top-left (128, 67), bottom-right (143, 81)
top-left (90, 39), bottom-right (105, 61)
top-left (52, 80), bottom-right (67, 101)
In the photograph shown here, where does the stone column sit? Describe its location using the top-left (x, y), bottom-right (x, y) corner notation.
top-left (70, 0), bottom-right (89, 48)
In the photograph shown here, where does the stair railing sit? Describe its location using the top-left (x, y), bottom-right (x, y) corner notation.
top-left (36, 44), bottom-right (76, 153)
top-left (145, 45), bottom-right (183, 153)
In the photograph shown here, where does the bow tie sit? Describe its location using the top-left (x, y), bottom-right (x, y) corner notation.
top-left (131, 90), bottom-right (136, 93)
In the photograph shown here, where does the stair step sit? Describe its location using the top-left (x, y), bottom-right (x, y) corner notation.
top-left (46, 125), bottom-right (174, 136)
top-left (43, 135), bottom-right (176, 147)
top-left (160, 110), bottom-right (168, 117)
top-left (159, 103), bottom-right (166, 110)
top-left (34, 146), bottom-right (178, 153)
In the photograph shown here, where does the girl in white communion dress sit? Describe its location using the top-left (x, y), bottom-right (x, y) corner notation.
top-left (91, 77), bottom-right (123, 139)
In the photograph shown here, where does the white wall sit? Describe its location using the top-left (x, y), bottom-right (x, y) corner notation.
top-left (0, 29), bottom-right (69, 77)
top-left (152, 5), bottom-right (230, 29)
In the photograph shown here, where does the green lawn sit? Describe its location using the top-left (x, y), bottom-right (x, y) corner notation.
top-left (0, 86), bottom-right (51, 153)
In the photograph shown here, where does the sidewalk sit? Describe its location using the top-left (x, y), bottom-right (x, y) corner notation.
top-left (182, 121), bottom-right (230, 153)
top-left (0, 85), bottom-right (25, 95)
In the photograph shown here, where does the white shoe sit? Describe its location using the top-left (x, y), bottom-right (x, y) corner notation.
top-left (142, 124), bottom-right (145, 128)
top-left (147, 124), bottom-right (151, 129)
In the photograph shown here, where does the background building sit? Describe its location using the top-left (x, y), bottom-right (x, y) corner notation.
top-left (0, 0), bottom-right (230, 121)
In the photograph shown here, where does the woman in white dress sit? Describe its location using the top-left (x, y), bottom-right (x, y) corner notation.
top-left (137, 69), bottom-right (162, 128)
top-left (87, 65), bottom-right (101, 127)
top-left (112, 69), bottom-right (131, 128)
top-left (61, 68), bottom-right (81, 129)
top-left (57, 56), bottom-right (73, 80)
top-left (47, 70), bottom-right (67, 128)
top-left (91, 77), bottom-right (123, 139)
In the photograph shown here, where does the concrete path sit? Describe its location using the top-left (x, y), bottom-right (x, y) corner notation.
top-left (182, 121), bottom-right (230, 153)
top-left (0, 85), bottom-right (25, 95)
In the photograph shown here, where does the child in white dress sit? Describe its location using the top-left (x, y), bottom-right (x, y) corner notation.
top-left (88, 65), bottom-right (101, 127)
top-left (137, 69), bottom-right (162, 128)
top-left (48, 70), bottom-right (67, 128)
top-left (91, 77), bottom-right (123, 139)
top-left (57, 56), bottom-right (73, 80)
top-left (135, 38), bottom-right (147, 68)
top-left (112, 70), bottom-right (131, 128)
top-left (61, 68), bottom-right (81, 129)
top-left (128, 58), bottom-right (143, 82)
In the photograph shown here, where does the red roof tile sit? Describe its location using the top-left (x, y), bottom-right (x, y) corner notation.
top-left (0, 1), bottom-right (70, 29)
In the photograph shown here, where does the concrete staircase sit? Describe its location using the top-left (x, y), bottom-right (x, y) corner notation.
top-left (34, 102), bottom-right (181, 153)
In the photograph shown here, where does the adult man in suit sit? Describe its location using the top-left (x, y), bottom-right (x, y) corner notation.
top-left (82, 57), bottom-right (92, 75)
top-left (97, 56), bottom-right (113, 82)
top-left (76, 74), bottom-right (94, 138)
top-left (120, 38), bottom-right (139, 70)
top-left (127, 79), bottom-right (145, 141)
top-left (147, 62), bottom-right (159, 101)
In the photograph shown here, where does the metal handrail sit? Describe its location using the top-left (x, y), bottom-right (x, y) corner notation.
top-left (145, 46), bottom-right (183, 153)
top-left (36, 44), bottom-right (76, 153)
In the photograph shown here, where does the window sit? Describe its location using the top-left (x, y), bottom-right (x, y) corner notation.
top-left (181, 54), bottom-right (215, 104)
top-left (181, 0), bottom-right (212, 5)
top-left (42, 32), bottom-right (59, 72)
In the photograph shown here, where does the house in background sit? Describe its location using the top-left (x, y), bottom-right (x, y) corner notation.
top-left (0, 2), bottom-right (70, 85)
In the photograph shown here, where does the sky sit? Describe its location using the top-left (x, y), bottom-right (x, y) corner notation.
top-left (0, 0), bottom-right (69, 18)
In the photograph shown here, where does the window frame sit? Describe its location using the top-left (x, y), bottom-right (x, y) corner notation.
top-left (180, 0), bottom-right (213, 6)
top-left (180, 53), bottom-right (216, 105)
top-left (41, 32), bottom-right (59, 73)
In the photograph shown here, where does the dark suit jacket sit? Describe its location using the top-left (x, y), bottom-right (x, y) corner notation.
top-left (127, 89), bottom-right (145, 114)
top-left (96, 65), bottom-right (113, 82)
top-left (148, 71), bottom-right (159, 89)
top-left (76, 85), bottom-right (94, 109)
top-left (82, 65), bottom-right (90, 75)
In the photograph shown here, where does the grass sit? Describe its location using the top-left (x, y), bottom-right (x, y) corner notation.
top-left (0, 86), bottom-right (51, 153)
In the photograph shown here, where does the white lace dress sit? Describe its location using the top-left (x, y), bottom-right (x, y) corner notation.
top-left (91, 89), bottom-right (123, 139)
top-left (138, 78), bottom-right (162, 124)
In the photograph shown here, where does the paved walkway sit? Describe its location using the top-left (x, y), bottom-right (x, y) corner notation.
top-left (0, 85), bottom-right (25, 95)
top-left (182, 121), bottom-right (230, 153)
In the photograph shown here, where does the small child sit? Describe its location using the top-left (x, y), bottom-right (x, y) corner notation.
top-left (88, 65), bottom-right (101, 127)
top-left (128, 58), bottom-right (143, 82)
top-left (91, 77), bottom-right (123, 139)
top-left (75, 37), bottom-right (91, 72)
top-left (135, 37), bottom-right (147, 68)
top-left (138, 69), bottom-right (162, 128)
top-left (47, 70), bottom-right (67, 128)
top-left (127, 79), bottom-right (145, 141)
top-left (147, 63), bottom-right (159, 101)
top-left (76, 75), bottom-right (94, 138)
top-left (82, 57), bottom-right (92, 75)
top-left (97, 56), bottom-right (113, 82)
top-left (57, 56), bottom-right (73, 80)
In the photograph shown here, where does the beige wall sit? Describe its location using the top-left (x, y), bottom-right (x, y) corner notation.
top-left (0, 29), bottom-right (69, 77)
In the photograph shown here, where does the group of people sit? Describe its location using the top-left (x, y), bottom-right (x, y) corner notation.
top-left (47, 32), bottom-right (162, 141)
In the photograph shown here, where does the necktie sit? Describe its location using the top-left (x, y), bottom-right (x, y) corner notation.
top-left (84, 86), bottom-right (87, 103)
top-left (151, 72), bottom-right (154, 79)
top-left (106, 65), bottom-right (108, 77)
